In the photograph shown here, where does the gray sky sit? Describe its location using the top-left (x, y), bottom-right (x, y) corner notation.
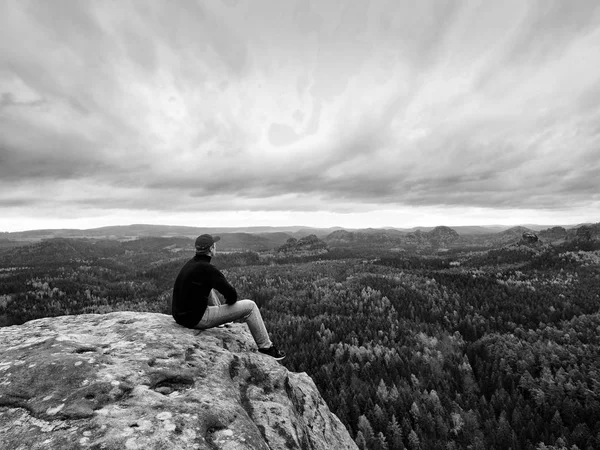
top-left (1, 0), bottom-right (599, 232)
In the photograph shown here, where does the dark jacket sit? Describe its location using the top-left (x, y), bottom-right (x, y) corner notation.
top-left (171, 254), bottom-right (238, 328)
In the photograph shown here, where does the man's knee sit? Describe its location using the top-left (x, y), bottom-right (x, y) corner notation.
top-left (236, 299), bottom-right (257, 319)
top-left (239, 299), bottom-right (257, 308)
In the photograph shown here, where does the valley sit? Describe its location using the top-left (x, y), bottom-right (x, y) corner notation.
top-left (1, 223), bottom-right (599, 450)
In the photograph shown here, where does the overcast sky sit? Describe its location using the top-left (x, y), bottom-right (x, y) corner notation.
top-left (1, 0), bottom-right (599, 232)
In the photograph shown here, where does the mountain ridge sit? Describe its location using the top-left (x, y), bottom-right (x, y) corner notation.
top-left (1, 222), bottom-right (586, 238)
top-left (2, 223), bottom-right (597, 255)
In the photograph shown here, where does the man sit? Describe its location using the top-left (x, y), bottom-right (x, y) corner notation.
top-left (172, 234), bottom-right (285, 360)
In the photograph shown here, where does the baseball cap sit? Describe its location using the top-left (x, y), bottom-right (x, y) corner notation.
top-left (195, 234), bottom-right (220, 250)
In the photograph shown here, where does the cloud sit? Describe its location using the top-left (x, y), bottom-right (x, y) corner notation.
top-left (1, 0), bottom-right (600, 230)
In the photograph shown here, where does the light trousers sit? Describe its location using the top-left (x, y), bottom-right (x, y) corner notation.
top-left (193, 290), bottom-right (272, 349)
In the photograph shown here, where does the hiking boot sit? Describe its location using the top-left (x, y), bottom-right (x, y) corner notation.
top-left (258, 345), bottom-right (286, 360)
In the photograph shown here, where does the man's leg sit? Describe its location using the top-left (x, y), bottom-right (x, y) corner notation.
top-left (194, 299), bottom-right (273, 349)
top-left (206, 290), bottom-right (225, 327)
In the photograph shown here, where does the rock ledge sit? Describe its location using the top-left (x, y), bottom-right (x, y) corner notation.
top-left (0, 312), bottom-right (357, 450)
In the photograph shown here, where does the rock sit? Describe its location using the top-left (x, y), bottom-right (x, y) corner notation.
top-left (512, 231), bottom-right (545, 250)
top-left (521, 231), bottom-right (539, 244)
top-left (0, 312), bottom-right (357, 450)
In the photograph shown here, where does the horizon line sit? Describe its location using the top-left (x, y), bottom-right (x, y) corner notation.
top-left (2, 221), bottom-right (594, 235)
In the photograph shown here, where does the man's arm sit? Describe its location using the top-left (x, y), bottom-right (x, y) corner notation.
top-left (208, 289), bottom-right (221, 306)
top-left (211, 268), bottom-right (238, 304)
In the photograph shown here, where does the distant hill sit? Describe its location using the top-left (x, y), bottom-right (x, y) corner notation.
top-left (215, 232), bottom-right (288, 251)
top-left (323, 226), bottom-right (459, 250)
top-left (277, 234), bottom-right (329, 256)
top-left (447, 225), bottom-right (511, 235)
top-left (1, 222), bottom-right (595, 254)
top-left (1, 223), bottom-right (585, 239)
top-left (1, 224), bottom-right (341, 241)
top-left (392, 224), bottom-right (580, 234)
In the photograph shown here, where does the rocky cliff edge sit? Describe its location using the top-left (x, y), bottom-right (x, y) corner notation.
top-left (0, 312), bottom-right (357, 450)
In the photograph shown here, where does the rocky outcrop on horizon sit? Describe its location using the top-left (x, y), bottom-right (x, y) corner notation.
top-left (277, 234), bottom-right (328, 256)
top-left (0, 312), bottom-right (357, 450)
top-left (520, 231), bottom-right (540, 244)
top-left (509, 231), bottom-right (546, 250)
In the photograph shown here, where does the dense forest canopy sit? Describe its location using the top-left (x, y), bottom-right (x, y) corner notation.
top-left (1, 226), bottom-right (599, 450)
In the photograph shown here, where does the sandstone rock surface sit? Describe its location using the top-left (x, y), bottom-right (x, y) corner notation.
top-left (0, 312), bottom-right (357, 450)
top-left (520, 231), bottom-right (540, 244)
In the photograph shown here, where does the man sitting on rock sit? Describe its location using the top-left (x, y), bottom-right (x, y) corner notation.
top-left (172, 234), bottom-right (285, 360)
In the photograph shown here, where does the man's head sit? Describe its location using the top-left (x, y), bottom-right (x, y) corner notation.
top-left (195, 234), bottom-right (220, 256)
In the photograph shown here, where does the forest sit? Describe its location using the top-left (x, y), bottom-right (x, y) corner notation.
top-left (1, 232), bottom-right (599, 450)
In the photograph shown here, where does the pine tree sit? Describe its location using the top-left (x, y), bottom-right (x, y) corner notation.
top-left (401, 417), bottom-right (412, 440)
top-left (550, 410), bottom-right (565, 440)
top-left (410, 402), bottom-right (421, 425)
top-left (387, 414), bottom-right (404, 450)
top-left (408, 429), bottom-right (420, 450)
top-left (376, 379), bottom-right (389, 401)
top-left (496, 411), bottom-right (516, 450)
top-left (355, 431), bottom-right (367, 450)
top-left (371, 404), bottom-right (388, 432)
top-left (373, 431), bottom-right (389, 450)
top-left (358, 414), bottom-right (375, 445)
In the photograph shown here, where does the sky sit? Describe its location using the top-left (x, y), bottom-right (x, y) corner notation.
top-left (1, 0), bottom-right (600, 232)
